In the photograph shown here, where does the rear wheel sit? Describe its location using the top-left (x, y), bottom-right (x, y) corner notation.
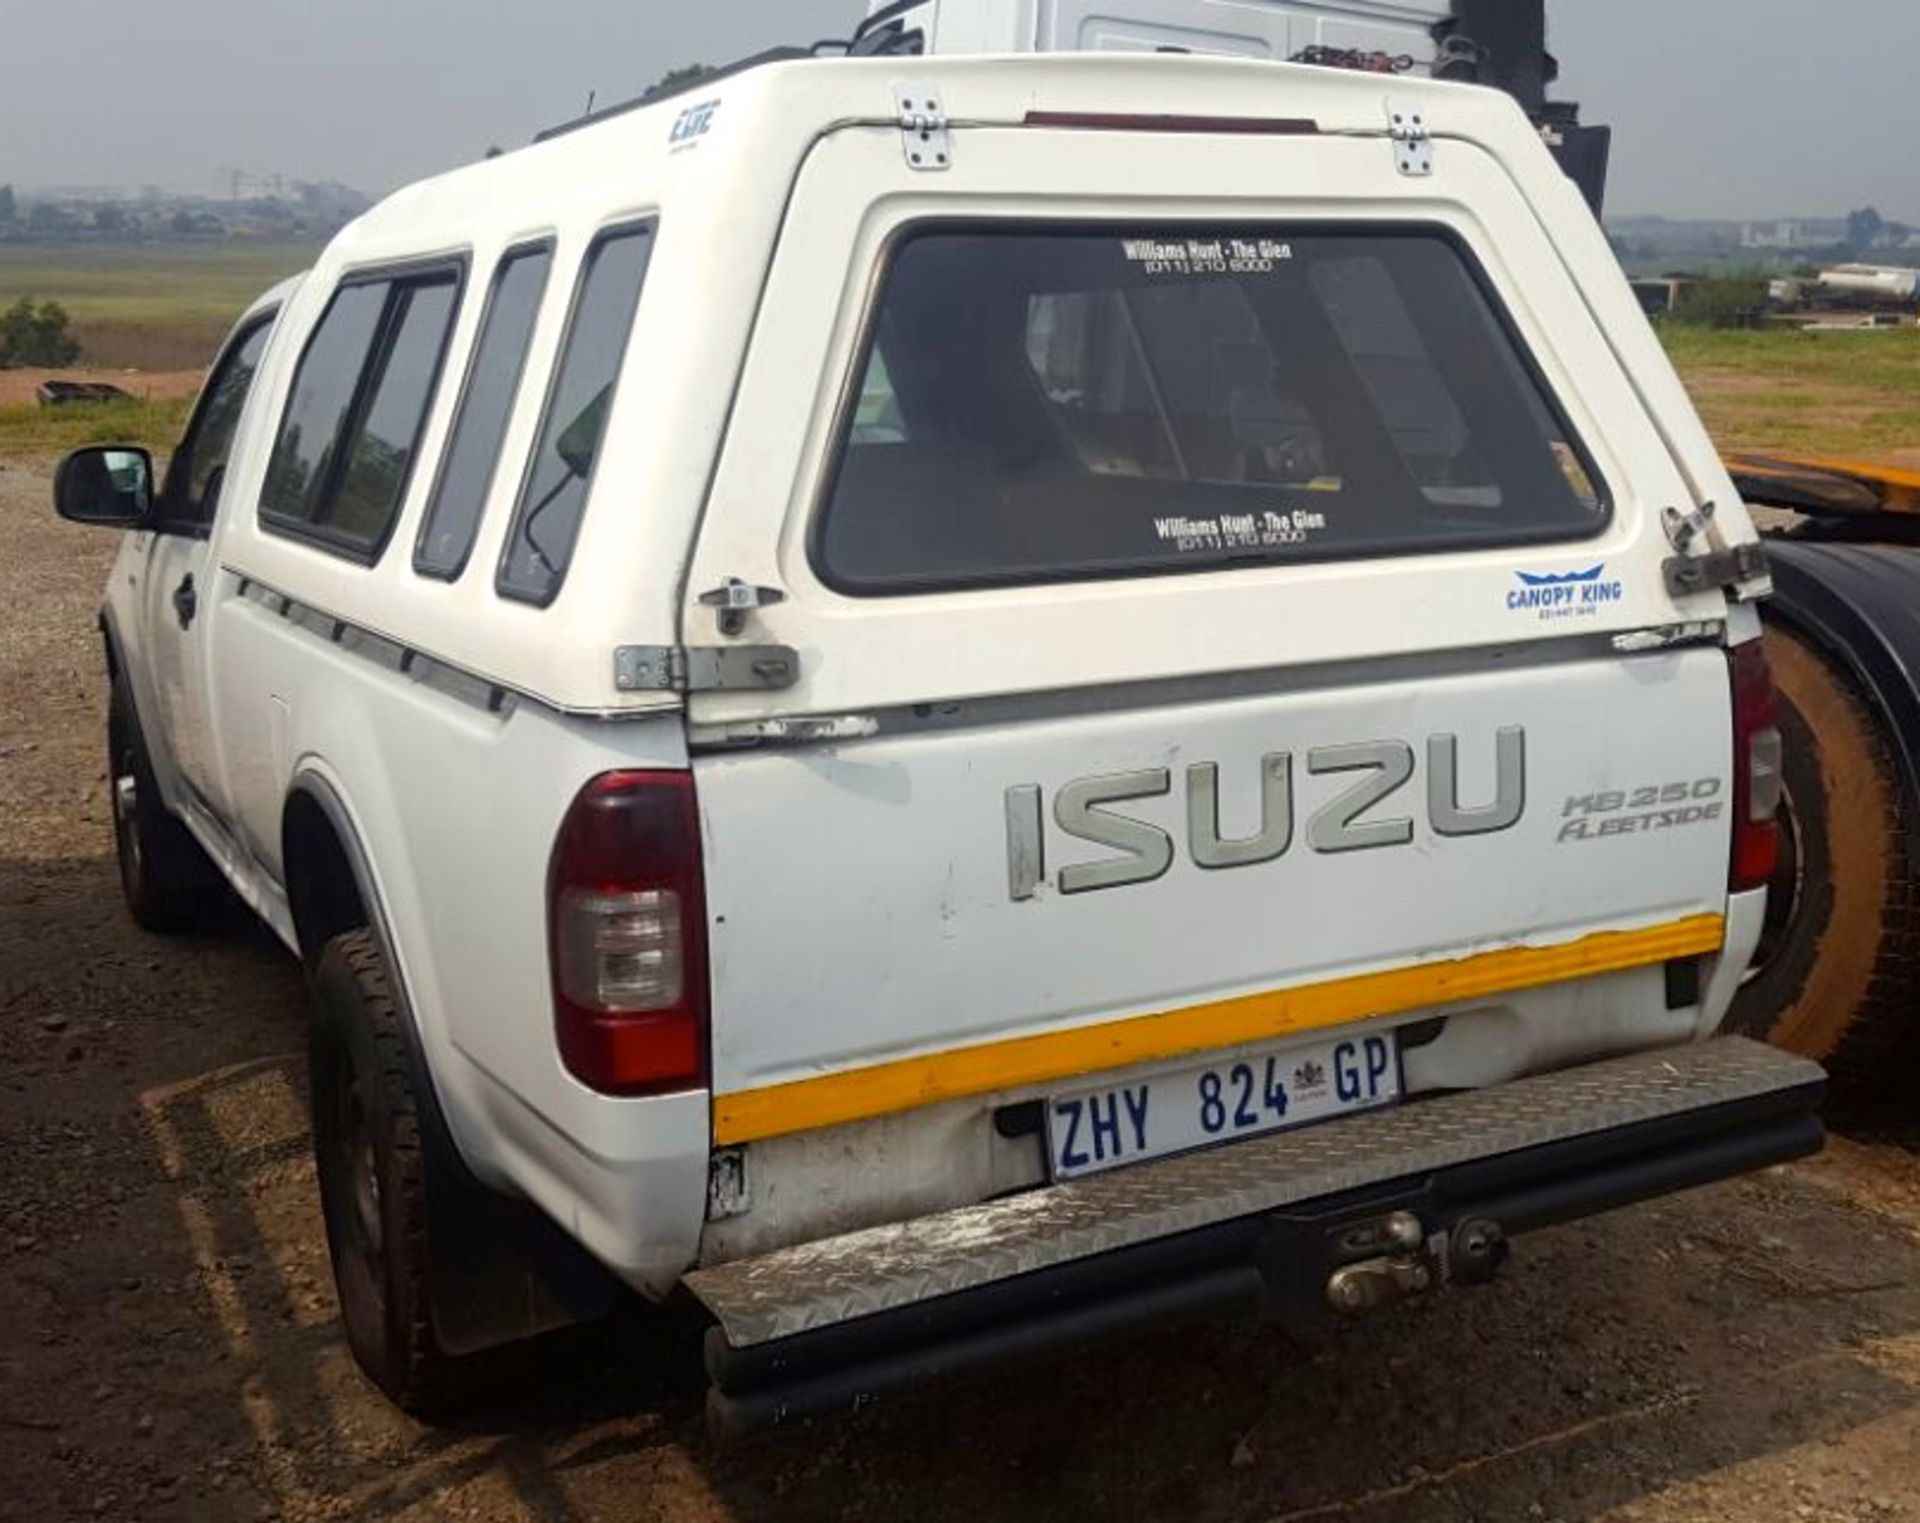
top-left (107, 683), bottom-right (227, 933)
top-left (310, 928), bottom-right (461, 1413)
top-left (1727, 624), bottom-right (1920, 1085)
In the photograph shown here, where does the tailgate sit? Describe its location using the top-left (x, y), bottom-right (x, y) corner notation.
top-left (698, 645), bottom-right (1732, 1140)
top-left (681, 110), bottom-right (1737, 1142)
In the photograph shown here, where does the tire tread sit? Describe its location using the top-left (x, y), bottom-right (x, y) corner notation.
top-left (1735, 627), bottom-right (1920, 1091)
top-left (317, 928), bottom-right (458, 1414)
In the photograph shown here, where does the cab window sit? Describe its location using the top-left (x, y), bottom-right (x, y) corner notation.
top-left (157, 312), bottom-right (277, 534)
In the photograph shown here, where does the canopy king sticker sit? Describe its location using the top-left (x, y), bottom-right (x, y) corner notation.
top-left (1507, 565), bottom-right (1624, 622)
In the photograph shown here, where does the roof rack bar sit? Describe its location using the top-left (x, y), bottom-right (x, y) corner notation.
top-left (532, 47), bottom-right (810, 145)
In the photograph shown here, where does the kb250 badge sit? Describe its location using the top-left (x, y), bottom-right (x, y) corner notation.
top-left (1557, 778), bottom-right (1725, 842)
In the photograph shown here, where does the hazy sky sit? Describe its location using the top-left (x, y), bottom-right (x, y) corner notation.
top-left (0, 1), bottom-right (1913, 221)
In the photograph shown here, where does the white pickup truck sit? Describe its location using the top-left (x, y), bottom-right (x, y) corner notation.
top-left (55, 42), bottom-right (1824, 1429)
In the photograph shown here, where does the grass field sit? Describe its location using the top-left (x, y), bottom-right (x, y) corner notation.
top-left (0, 394), bottom-right (196, 456)
top-left (1661, 325), bottom-right (1920, 464)
top-left (0, 240), bottom-right (319, 370)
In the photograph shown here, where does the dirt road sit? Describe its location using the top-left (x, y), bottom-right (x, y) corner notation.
top-left (6, 454), bottom-right (1920, 1523)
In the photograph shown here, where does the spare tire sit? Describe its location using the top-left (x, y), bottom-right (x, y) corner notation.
top-left (1726, 622), bottom-right (1920, 1084)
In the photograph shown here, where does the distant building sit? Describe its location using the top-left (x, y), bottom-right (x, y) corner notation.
top-left (1740, 220), bottom-right (1802, 250)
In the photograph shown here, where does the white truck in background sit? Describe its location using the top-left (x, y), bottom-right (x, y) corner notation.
top-left (881, 0), bottom-right (1452, 65)
top-left (56, 24), bottom-right (1826, 1431)
top-left (860, 0), bottom-right (1614, 212)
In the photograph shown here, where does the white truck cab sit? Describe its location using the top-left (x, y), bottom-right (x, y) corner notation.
top-left (55, 45), bottom-right (1822, 1429)
top-left (864, 0), bottom-right (1454, 66)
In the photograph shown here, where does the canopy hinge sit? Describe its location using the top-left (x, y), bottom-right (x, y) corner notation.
top-left (1660, 503), bottom-right (1772, 600)
top-left (613, 644), bottom-right (800, 694)
top-left (895, 83), bottom-right (950, 171)
top-left (1386, 96), bottom-right (1432, 176)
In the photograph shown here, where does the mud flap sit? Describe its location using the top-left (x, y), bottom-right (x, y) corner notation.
top-left (422, 1134), bottom-right (624, 1358)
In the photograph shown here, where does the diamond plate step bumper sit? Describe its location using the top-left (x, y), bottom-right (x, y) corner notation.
top-left (688, 1038), bottom-right (1824, 1430)
top-left (690, 1037), bottom-right (1820, 1347)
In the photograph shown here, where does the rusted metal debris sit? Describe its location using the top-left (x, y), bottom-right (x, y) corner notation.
top-left (36, 380), bottom-right (136, 408)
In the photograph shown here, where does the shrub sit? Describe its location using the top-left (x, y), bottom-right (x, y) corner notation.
top-left (1672, 275), bottom-right (1769, 331)
top-left (0, 298), bottom-right (82, 366)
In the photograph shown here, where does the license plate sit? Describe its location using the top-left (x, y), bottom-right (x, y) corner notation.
top-left (1046, 1031), bottom-right (1401, 1181)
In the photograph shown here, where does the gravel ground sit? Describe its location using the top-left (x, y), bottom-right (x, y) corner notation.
top-left (6, 453), bottom-right (1920, 1522)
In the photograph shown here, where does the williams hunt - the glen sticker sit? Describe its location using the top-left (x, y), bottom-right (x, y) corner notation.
top-left (1153, 509), bottom-right (1327, 553)
top-left (1507, 564), bottom-right (1623, 622)
top-left (1120, 237), bottom-right (1293, 277)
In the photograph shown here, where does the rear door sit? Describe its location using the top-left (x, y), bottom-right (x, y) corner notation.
top-left (682, 119), bottom-right (1733, 1130)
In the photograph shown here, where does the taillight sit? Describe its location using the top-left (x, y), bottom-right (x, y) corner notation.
top-left (548, 771), bottom-right (708, 1095)
top-left (1729, 640), bottom-right (1783, 893)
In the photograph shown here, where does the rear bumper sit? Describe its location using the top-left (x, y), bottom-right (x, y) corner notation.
top-left (687, 1037), bottom-right (1824, 1432)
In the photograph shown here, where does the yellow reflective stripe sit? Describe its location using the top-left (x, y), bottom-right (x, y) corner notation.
top-left (711, 913), bottom-right (1725, 1146)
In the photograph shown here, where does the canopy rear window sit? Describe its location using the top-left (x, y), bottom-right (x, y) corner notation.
top-left (814, 226), bottom-right (1607, 594)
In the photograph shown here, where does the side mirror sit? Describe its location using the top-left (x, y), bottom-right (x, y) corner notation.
top-left (54, 445), bottom-right (154, 529)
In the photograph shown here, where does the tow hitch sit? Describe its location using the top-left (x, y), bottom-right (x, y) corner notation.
top-left (1325, 1209), bottom-right (1431, 1313)
top-left (1315, 1210), bottom-right (1511, 1316)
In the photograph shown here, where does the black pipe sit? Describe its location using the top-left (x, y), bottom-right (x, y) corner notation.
top-left (1438, 0), bottom-right (1553, 112)
top-left (1430, 1079), bottom-right (1826, 1213)
top-left (705, 1209), bottom-right (1267, 1392)
top-left (708, 1263), bottom-right (1266, 1436)
top-left (1466, 1112), bottom-right (1825, 1236)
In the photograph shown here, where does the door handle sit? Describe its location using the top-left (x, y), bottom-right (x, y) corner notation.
top-left (172, 573), bottom-right (197, 631)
